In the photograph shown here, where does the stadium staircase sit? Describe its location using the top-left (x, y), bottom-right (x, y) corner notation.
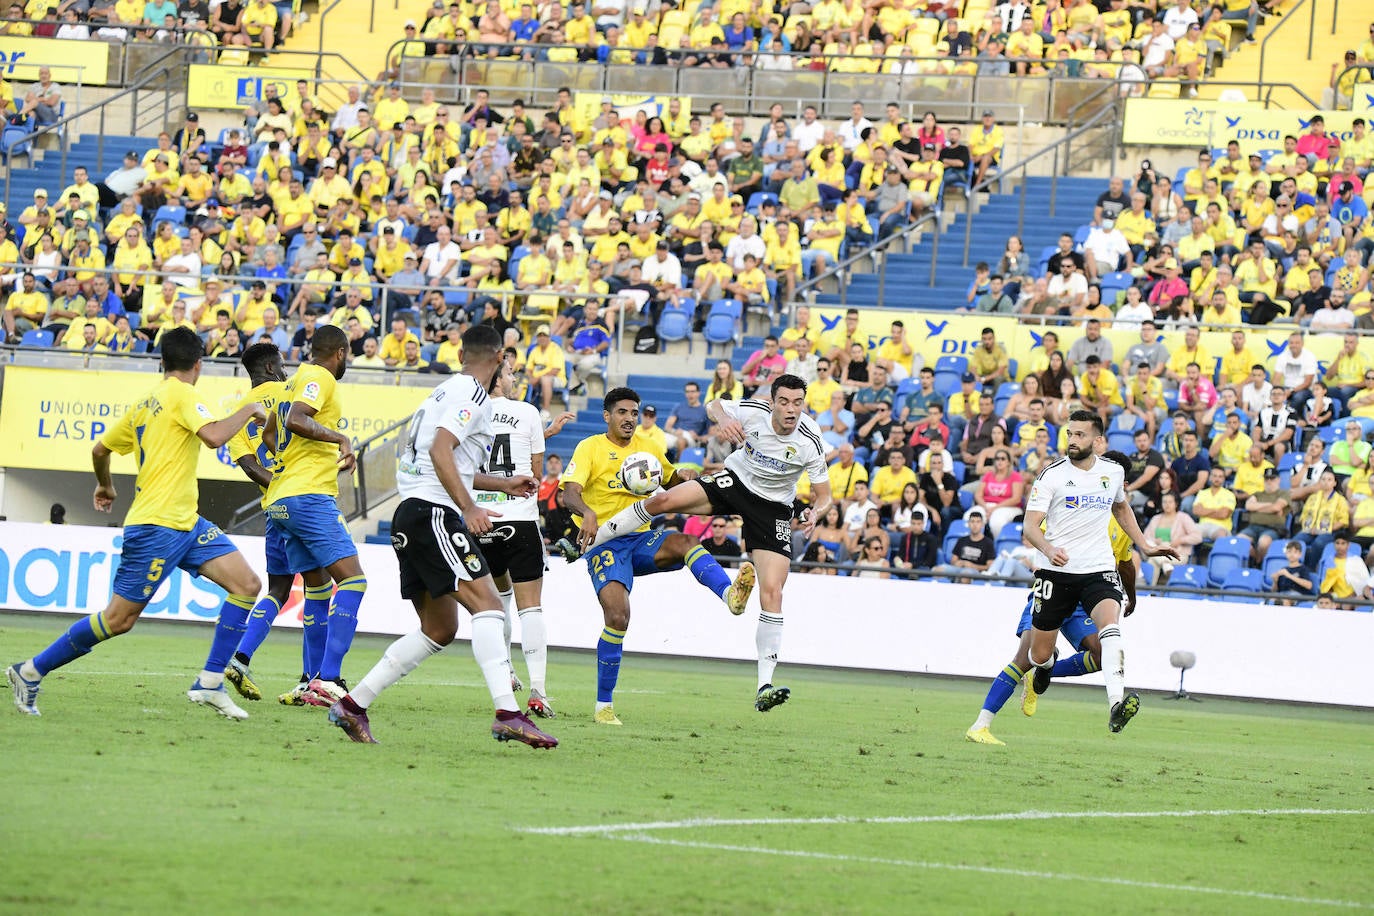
top-left (3, 133), bottom-right (162, 211)
top-left (815, 176), bottom-right (1102, 312)
top-left (279, 0), bottom-right (419, 85)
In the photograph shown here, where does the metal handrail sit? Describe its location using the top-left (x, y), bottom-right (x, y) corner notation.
top-left (960, 103), bottom-right (1120, 267)
top-left (794, 210), bottom-right (940, 308)
top-left (1, 57), bottom-right (184, 213)
top-left (1256, 0), bottom-right (1317, 97)
top-left (344, 414), bottom-right (411, 522)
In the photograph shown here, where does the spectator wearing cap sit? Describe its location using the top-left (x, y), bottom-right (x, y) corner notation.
top-left (968, 110), bottom-right (1003, 187)
top-left (907, 143), bottom-right (944, 218)
top-left (172, 111), bottom-right (206, 160)
top-left (526, 323), bottom-right (567, 416)
top-left (66, 230), bottom-right (105, 295)
top-left (17, 188), bottom-right (50, 228)
top-left (135, 149), bottom-right (179, 210)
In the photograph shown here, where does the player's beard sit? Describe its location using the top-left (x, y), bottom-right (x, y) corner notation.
top-left (1066, 443), bottom-right (1089, 460)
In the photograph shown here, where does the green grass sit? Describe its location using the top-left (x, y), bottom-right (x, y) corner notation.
top-left (1, 612), bottom-right (1371, 915)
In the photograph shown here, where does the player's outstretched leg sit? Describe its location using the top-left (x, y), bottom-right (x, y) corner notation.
top-left (329, 629), bottom-right (445, 744)
top-left (188, 592), bottom-right (257, 720)
top-left (7, 607), bottom-right (125, 716)
top-left (227, 588), bottom-right (288, 700)
top-left (472, 610), bottom-right (557, 748)
top-left (287, 580), bottom-right (331, 704)
top-left (519, 605), bottom-right (553, 718)
top-left (594, 624), bottom-right (626, 725)
top-left (755, 612), bottom-right (788, 711)
top-left (967, 662), bottom-right (1024, 744)
top-left (305, 573), bottom-right (367, 707)
top-left (1031, 647), bottom-right (1099, 699)
top-left (1096, 621), bottom-right (1137, 732)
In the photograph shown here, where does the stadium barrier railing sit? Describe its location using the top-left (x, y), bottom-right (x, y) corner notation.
top-left (794, 210), bottom-right (941, 308)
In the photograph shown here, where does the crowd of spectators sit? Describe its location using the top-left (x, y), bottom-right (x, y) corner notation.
top-left (0, 0), bottom-right (294, 57)
top-left (0, 86), bottom-right (1007, 391)
top-left (963, 119), bottom-right (1374, 333)
top-left (636, 300), bottom-right (1374, 605)
top-left (387, 0), bottom-right (1269, 97)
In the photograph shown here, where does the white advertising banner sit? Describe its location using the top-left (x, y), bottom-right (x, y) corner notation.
top-left (0, 523), bottom-right (1369, 707)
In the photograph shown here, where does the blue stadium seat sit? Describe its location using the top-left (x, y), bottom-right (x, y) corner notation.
top-left (702, 312), bottom-right (736, 350)
top-left (1206, 536), bottom-right (1252, 586)
top-left (1277, 452), bottom-right (1299, 472)
top-left (678, 446), bottom-right (706, 469)
top-left (657, 307), bottom-right (692, 351)
top-left (935, 355), bottom-right (968, 374)
top-left (994, 521), bottom-right (1023, 554)
top-left (933, 370), bottom-right (962, 397)
top-left (19, 329), bottom-right (52, 348)
top-left (153, 205), bottom-right (187, 226)
top-left (942, 519), bottom-right (969, 557)
top-left (1261, 539), bottom-right (1299, 587)
top-left (1106, 430), bottom-right (1136, 453)
top-left (1170, 564), bottom-right (1209, 590)
top-left (1220, 568), bottom-right (1266, 602)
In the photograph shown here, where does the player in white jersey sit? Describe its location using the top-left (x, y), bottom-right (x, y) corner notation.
top-left (326, 326), bottom-right (557, 748)
top-left (477, 352), bottom-right (574, 718)
top-left (585, 374), bottom-right (832, 711)
top-left (1022, 409), bottom-right (1178, 734)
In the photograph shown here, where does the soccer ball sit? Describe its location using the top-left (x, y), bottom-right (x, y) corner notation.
top-left (618, 452), bottom-right (663, 496)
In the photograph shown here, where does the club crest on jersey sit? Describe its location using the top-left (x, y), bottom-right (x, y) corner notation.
top-left (785, 445), bottom-right (798, 461)
top-left (1100, 476), bottom-right (1110, 489)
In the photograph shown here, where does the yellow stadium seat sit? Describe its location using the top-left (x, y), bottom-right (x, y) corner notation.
top-left (660, 8), bottom-right (689, 30)
top-left (658, 24), bottom-right (685, 48)
top-left (218, 48), bottom-right (249, 66)
top-left (909, 17), bottom-right (940, 37)
top-left (1147, 81), bottom-right (1180, 99)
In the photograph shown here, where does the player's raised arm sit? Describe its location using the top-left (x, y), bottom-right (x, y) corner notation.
top-left (197, 402), bottom-right (268, 450)
top-left (707, 398), bottom-right (745, 445)
top-left (1111, 498), bottom-right (1180, 561)
top-left (474, 471), bottom-right (537, 498)
top-left (285, 399), bottom-right (355, 471)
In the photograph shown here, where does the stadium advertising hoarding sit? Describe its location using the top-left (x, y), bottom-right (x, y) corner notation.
top-left (0, 35), bottom-right (110, 85)
top-left (0, 522), bottom-right (1368, 707)
top-left (809, 309), bottom-right (1348, 379)
top-left (186, 64), bottom-right (313, 110)
top-left (1122, 99), bottom-right (1363, 157)
top-left (0, 366), bottom-right (427, 480)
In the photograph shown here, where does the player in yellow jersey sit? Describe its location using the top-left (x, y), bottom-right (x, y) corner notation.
top-left (220, 343), bottom-right (336, 705)
top-left (966, 449), bottom-right (1139, 746)
top-left (262, 324), bottom-right (367, 709)
top-left (557, 387), bottom-right (756, 725)
top-left (7, 328), bottom-right (266, 719)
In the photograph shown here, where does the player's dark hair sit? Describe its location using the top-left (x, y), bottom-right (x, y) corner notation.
top-left (1101, 450), bottom-right (1132, 473)
top-left (461, 324), bottom-right (502, 360)
top-left (603, 386), bottom-right (640, 412)
top-left (241, 341), bottom-right (281, 380)
top-left (1067, 408), bottom-right (1103, 435)
top-left (771, 373), bottom-right (807, 399)
top-left (159, 326), bottom-right (204, 372)
top-left (312, 324), bottom-right (349, 359)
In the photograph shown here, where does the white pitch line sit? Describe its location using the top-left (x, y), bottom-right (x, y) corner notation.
top-left (518, 807), bottom-right (1374, 836)
top-left (69, 671), bottom-right (665, 694)
top-left (607, 833), bottom-right (1372, 911)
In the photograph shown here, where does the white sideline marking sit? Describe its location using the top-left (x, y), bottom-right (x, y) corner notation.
top-left (607, 833), bottom-right (1372, 911)
top-left (73, 671), bottom-right (665, 694)
top-left (519, 807), bottom-right (1374, 836)
top-left (519, 809), bottom-right (1374, 911)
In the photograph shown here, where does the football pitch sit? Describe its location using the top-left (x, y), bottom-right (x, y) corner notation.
top-left (1, 612), bottom-right (1371, 915)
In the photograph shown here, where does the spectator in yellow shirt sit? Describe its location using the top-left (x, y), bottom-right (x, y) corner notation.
top-left (968, 111), bottom-right (1004, 186)
top-left (379, 317), bottom-right (420, 366)
top-left (527, 324), bottom-right (567, 414)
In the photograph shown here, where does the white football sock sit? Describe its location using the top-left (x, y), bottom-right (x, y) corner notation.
top-left (350, 630), bottom-right (443, 709)
top-left (471, 610), bottom-right (519, 711)
top-left (592, 500), bottom-right (654, 549)
top-left (756, 613), bottom-right (784, 689)
top-left (499, 588), bottom-right (515, 664)
top-left (972, 709), bottom-right (995, 730)
top-left (19, 660), bottom-right (40, 681)
top-left (197, 670), bottom-right (224, 689)
top-left (519, 605), bottom-right (547, 694)
top-left (1099, 624), bottom-right (1125, 708)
